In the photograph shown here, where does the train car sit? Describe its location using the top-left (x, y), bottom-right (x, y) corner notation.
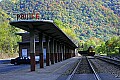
top-left (87, 46), bottom-right (95, 56)
top-left (78, 46), bottom-right (95, 56)
top-left (78, 51), bottom-right (88, 56)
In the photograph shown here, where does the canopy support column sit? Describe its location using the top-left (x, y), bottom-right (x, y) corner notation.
top-left (50, 38), bottom-right (54, 64)
top-left (60, 44), bottom-right (63, 61)
top-left (46, 36), bottom-right (50, 66)
top-left (58, 43), bottom-right (60, 62)
top-left (73, 49), bottom-right (75, 57)
top-left (30, 29), bottom-right (36, 71)
top-left (54, 41), bottom-right (58, 63)
top-left (39, 33), bottom-right (44, 68)
top-left (65, 47), bottom-right (67, 59)
top-left (63, 45), bottom-right (65, 60)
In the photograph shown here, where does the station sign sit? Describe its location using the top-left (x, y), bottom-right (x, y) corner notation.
top-left (17, 12), bottom-right (40, 20)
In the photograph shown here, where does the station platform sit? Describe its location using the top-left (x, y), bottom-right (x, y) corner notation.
top-left (0, 56), bottom-right (119, 80)
top-left (0, 57), bottom-right (80, 80)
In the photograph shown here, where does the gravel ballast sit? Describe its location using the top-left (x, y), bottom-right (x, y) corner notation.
top-left (90, 58), bottom-right (120, 79)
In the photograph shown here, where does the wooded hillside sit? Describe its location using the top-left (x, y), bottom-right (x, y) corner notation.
top-left (0, 0), bottom-right (119, 41)
top-left (0, 0), bottom-right (119, 58)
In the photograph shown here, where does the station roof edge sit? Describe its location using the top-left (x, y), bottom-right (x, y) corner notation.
top-left (10, 20), bottom-right (78, 48)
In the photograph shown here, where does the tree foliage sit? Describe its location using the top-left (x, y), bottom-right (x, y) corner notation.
top-left (0, 9), bottom-right (20, 58)
top-left (0, 0), bottom-right (119, 57)
top-left (0, 0), bottom-right (119, 41)
top-left (54, 19), bottom-right (79, 45)
top-left (80, 36), bottom-right (120, 56)
top-left (95, 36), bottom-right (120, 56)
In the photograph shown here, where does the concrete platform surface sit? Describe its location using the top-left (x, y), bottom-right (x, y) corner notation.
top-left (0, 57), bottom-right (80, 80)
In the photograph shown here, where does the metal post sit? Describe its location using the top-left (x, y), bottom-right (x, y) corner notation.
top-left (71, 49), bottom-right (73, 57)
top-left (59, 44), bottom-right (61, 61)
top-left (61, 44), bottom-right (63, 61)
top-left (65, 47), bottom-right (67, 59)
top-left (63, 45), bottom-right (65, 60)
top-left (50, 38), bottom-right (54, 64)
top-left (67, 48), bottom-right (69, 59)
top-left (69, 49), bottom-right (71, 58)
top-left (73, 49), bottom-right (75, 57)
top-left (69, 48), bottom-right (71, 58)
top-left (54, 41), bottom-right (58, 63)
top-left (39, 33), bottom-right (44, 68)
top-left (68, 48), bottom-right (70, 58)
top-left (70, 49), bottom-right (72, 58)
top-left (58, 43), bottom-right (60, 62)
top-left (30, 29), bottom-right (36, 71)
top-left (46, 36), bottom-right (50, 66)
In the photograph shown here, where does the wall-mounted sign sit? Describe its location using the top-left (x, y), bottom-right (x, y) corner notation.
top-left (17, 12), bottom-right (40, 20)
top-left (22, 49), bottom-right (27, 57)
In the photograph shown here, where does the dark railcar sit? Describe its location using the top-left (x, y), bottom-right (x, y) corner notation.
top-left (78, 51), bottom-right (88, 56)
top-left (78, 46), bottom-right (95, 56)
top-left (87, 46), bottom-right (95, 56)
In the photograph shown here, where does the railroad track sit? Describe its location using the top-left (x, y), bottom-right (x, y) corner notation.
top-left (66, 56), bottom-right (102, 80)
top-left (95, 56), bottom-right (120, 66)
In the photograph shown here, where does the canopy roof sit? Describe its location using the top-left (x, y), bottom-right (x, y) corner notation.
top-left (10, 20), bottom-right (77, 48)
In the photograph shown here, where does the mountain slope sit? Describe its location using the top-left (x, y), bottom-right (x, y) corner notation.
top-left (0, 0), bottom-right (119, 41)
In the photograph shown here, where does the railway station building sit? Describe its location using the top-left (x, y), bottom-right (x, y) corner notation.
top-left (17, 32), bottom-right (46, 60)
top-left (10, 20), bottom-right (78, 71)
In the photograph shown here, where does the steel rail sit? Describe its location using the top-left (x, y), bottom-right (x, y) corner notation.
top-left (66, 58), bottom-right (82, 80)
top-left (96, 56), bottom-right (120, 66)
top-left (87, 57), bottom-right (102, 80)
